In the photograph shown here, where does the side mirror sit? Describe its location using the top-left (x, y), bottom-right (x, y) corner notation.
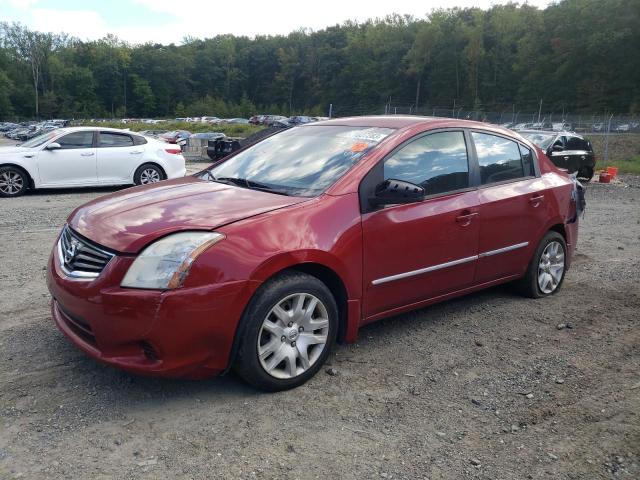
top-left (45, 142), bottom-right (61, 150)
top-left (369, 179), bottom-right (425, 207)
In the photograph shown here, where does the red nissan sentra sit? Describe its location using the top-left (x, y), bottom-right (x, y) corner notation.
top-left (47, 116), bottom-right (582, 391)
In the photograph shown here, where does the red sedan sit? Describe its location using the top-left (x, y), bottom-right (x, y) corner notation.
top-left (47, 116), bottom-right (582, 391)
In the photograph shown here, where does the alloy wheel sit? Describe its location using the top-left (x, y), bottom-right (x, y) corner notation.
top-left (257, 293), bottom-right (330, 379)
top-left (0, 171), bottom-right (24, 195)
top-left (537, 240), bottom-right (565, 294)
top-left (140, 168), bottom-right (161, 184)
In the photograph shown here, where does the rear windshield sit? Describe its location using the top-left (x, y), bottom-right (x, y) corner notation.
top-left (209, 125), bottom-right (394, 196)
top-left (520, 132), bottom-right (556, 150)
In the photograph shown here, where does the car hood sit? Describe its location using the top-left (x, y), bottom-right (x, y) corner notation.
top-left (69, 176), bottom-right (309, 253)
top-left (0, 146), bottom-right (29, 155)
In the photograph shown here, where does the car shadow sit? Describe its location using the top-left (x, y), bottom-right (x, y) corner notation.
top-left (26, 185), bottom-right (130, 196)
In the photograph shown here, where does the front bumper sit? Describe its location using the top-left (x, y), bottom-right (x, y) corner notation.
top-left (47, 247), bottom-right (255, 379)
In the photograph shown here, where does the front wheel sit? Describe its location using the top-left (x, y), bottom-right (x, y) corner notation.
top-left (516, 231), bottom-right (567, 298)
top-left (234, 272), bottom-right (338, 391)
top-left (0, 166), bottom-right (29, 197)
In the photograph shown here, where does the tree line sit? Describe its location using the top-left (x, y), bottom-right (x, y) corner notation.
top-left (0, 0), bottom-right (638, 121)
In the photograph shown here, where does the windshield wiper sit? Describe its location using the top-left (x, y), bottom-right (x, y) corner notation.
top-left (208, 175), bottom-right (291, 196)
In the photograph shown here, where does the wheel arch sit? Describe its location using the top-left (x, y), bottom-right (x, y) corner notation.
top-left (0, 162), bottom-right (36, 189)
top-left (224, 257), bottom-right (356, 375)
top-left (133, 162), bottom-right (167, 182)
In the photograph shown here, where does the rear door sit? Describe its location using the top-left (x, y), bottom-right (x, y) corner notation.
top-left (37, 131), bottom-right (97, 186)
top-left (96, 131), bottom-right (142, 184)
top-left (361, 130), bottom-right (480, 319)
top-left (471, 131), bottom-right (549, 283)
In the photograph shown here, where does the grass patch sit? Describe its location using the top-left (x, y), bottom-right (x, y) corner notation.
top-left (601, 155), bottom-right (640, 175)
top-left (76, 120), bottom-right (265, 137)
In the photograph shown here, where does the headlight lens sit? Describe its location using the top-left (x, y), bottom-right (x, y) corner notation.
top-left (121, 231), bottom-right (225, 289)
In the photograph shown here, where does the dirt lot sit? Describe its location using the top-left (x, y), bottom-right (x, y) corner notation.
top-left (0, 141), bottom-right (639, 479)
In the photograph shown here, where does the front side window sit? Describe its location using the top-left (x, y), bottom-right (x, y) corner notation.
top-left (57, 131), bottom-right (94, 149)
top-left (209, 125), bottom-right (394, 197)
top-left (99, 132), bottom-right (134, 147)
top-left (384, 131), bottom-right (469, 196)
top-left (472, 132), bottom-right (525, 185)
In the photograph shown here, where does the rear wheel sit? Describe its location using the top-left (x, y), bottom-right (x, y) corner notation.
top-left (134, 163), bottom-right (164, 185)
top-left (0, 166), bottom-right (29, 197)
top-left (234, 272), bottom-right (338, 391)
top-left (579, 167), bottom-right (594, 182)
top-left (516, 231), bottom-right (567, 298)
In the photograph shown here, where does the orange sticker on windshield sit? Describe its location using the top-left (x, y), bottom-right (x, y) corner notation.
top-left (350, 142), bottom-right (369, 152)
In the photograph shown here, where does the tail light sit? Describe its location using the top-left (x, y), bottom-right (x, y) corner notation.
top-left (164, 148), bottom-right (182, 154)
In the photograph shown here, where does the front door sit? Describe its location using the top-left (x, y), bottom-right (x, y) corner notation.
top-left (361, 130), bottom-right (480, 319)
top-left (37, 131), bottom-right (97, 186)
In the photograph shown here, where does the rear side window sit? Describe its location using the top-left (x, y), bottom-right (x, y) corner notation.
top-left (57, 131), bottom-right (94, 149)
top-left (99, 132), bottom-right (134, 147)
top-left (565, 136), bottom-right (589, 151)
top-left (383, 131), bottom-right (469, 196)
top-left (472, 132), bottom-right (525, 184)
top-left (133, 135), bottom-right (147, 146)
top-left (519, 144), bottom-right (535, 176)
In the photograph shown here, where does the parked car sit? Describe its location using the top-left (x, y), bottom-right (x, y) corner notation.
top-left (201, 116), bottom-right (221, 124)
top-left (552, 122), bottom-right (572, 132)
top-left (263, 115), bottom-right (289, 126)
top-left (159, 130), bottom-right (191, 144)
top-left (223, 118), bottom-right (250, 124)
top-left (519, 129), bottom-right (596, 181)
top-left (289, 116), bottom-right (315, 125)
top-left (248, 115), bottom-right (265, 125)
top-left (46, 116), bottom-right (582, 391)
top-left (138, 129), bottom-right (168, 138)
top-left (614, 124), bottom-right (630, 132)
top-left (0, 127), bottom-right (185, 197)
top-left (592, 123), bottom-right (604, 132)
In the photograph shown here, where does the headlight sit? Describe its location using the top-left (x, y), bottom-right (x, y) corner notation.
top-left (121, 231), bottom-right (225, 289)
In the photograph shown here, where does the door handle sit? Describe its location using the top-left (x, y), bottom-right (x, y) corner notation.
top-left (80, 152), bottom-right (95, 157)
top-left (23, 154), bottom-right (35, 158)
top-left (130, 150), bottom-right (143, 154)
top-left (563, 156), bottom-right (570, 161)
top-left (455, 211), bottom-right (478, 226)
top-left (529, 195), bottom-right (545, 207)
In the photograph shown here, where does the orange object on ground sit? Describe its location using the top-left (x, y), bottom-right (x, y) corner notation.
top-left (605, 166), bottom-right (618, 179)
top-left (599, 172), bottom-right (611, 183)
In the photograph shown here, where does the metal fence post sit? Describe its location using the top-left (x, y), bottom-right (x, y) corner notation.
top-left (603, 113), bottom-right (613, 164)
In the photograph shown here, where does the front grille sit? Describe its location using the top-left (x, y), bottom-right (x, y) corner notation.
top-left (58, 225), bottom-right (115, 279)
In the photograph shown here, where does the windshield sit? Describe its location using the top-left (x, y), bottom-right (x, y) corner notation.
top-left (520, 132), bottom-right (556, 150)
top-left (207, 125), bottom-right (394, 196)
top-left (21, 131), bottom-right (59, 148)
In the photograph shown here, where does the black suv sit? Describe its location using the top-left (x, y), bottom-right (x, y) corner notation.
top-left (518, 130), bottom-right (596, 181)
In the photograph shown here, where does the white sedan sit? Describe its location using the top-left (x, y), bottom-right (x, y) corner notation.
top-left (0, 127), bottom-right (186, 197)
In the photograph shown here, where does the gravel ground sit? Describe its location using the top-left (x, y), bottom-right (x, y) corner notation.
top-left (0, 142), bottom-right (639, 479)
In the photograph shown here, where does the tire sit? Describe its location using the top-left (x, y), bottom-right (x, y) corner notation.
top-left (579, 167), bottom-right (594, 183)
top-left (516, 231), bottom-right (567, 299)
top-left (134, 163), bottom-right (164, 185)
top-left (234, 272), bottom-right (338, 391)
top-left (0, 166), bottom-right (29, 197)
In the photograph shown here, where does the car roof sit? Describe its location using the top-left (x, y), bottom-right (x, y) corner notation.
top-left (310, 115), bottom-right (514, 134)
top-left (55, 126), bottom-right (144, 136)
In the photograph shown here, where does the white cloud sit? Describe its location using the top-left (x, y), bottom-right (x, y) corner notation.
top-left (30, 8), bottom-right (108, 39)
top-left (7, 0), bottom-right (38, 8)
top-left (17, 0), bottom-right (554, 44)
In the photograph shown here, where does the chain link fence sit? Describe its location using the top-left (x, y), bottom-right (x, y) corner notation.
top-left (329, 103), bottom-right (639, 135)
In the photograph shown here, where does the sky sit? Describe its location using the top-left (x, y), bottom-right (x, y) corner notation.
top-left (0, 0), bottom-right (553, 44)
